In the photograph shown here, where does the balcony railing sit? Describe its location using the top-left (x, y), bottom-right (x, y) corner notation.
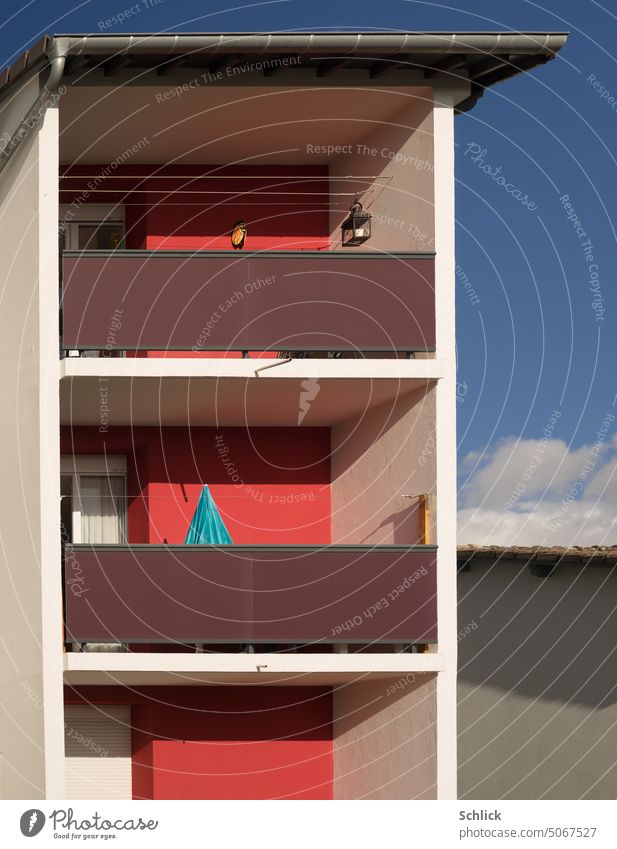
top-left (64, 544), bottom-right (437, 645)
top-left (60, 250), bottom-right (435, 353)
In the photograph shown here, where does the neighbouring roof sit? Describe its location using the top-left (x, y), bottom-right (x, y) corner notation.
top-left (0, 31), bottom-right (568, 104)
top-left (458, 545), bottom-right (617, 568)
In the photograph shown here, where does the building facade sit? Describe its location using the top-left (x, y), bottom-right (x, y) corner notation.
top-left (458, 545), bottom-right (617, 800)
top-left (0, 32), bottom-right (565, 800)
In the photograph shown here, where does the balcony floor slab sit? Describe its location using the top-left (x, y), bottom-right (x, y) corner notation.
top-left (63, 651), bottom-right (444, 686)
top-left (60, 358), bottom-right (443, 426)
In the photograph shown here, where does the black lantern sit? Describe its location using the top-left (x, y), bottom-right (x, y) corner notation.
top-left (341, 196), bottom-right (372, 247)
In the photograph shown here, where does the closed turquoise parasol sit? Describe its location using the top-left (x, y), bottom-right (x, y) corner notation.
top-left (184, 485), bottom-right (233, 544)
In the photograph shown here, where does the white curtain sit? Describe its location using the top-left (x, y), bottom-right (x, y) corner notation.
top-left (79, 476), bottom-right (125, 543)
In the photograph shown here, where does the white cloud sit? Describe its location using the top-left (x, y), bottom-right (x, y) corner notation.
top-left (458, 429), bottom-right (617, 546)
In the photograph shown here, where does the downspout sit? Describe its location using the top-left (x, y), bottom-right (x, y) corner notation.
top-left (0, 41), bottom-right (68, 179)
top-left (455, 82), bottom-right (484, 115)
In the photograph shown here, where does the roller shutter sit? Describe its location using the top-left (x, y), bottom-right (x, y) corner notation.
top-left (64, 705), bottom-right (132, 799)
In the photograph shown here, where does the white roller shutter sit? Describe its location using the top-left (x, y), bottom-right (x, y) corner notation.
top-left (64, 705), bottom-right (132, 799)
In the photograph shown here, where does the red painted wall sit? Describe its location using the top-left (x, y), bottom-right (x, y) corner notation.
top-left (65, 685), bottom-right (333, 800)
top-left (60, 164), bottom-right (330, 251)
top-left (60, 426), bottom-right (331, 545)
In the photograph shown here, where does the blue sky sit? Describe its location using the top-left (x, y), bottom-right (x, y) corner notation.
top-left (1, 0), bottom-right (615, 544)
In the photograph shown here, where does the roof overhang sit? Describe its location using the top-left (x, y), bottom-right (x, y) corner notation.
top-left (1, 31), bottom-right (568, 112)
top-left (458, 545), bottom-right (617, 575)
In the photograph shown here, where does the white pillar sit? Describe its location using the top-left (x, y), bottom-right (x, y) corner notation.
top-left (433, 89), bottom-right (458, 800)
top-left (39, 104), bottom-right (65, 799)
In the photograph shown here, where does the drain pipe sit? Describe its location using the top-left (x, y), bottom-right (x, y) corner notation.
top-left (455, 82), bottom-right (484, 115)
top-left (0, 41), bottom-right (68, 179)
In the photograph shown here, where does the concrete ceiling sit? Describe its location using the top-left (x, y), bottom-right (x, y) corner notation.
top-left (59, 84), bottom-right (431, 164)
top-left (60, 375), bottom-right (430, 426)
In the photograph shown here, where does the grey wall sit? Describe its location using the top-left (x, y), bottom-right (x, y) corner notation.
top-left (458, 559), bottom-right (617, 799)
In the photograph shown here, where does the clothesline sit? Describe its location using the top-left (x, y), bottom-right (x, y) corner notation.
top-left (59, 174), bottom-right (394, 181)
top-left (58, 188), bottom-right (383, 196)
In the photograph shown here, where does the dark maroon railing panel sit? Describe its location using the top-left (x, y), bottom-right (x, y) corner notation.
top-left (251, 548), bottom-right (436, 641)
top-left (64, 545), bottom-right (437, 643)
top-left (61, 251), bottom-right (435, 351)
top-left (64, 547), bottom-right (253, 642)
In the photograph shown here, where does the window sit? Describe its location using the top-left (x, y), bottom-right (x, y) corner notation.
top-left (74, 222), bottom-right (124, 250)
top-left (61, 456), bottom-right (127, 544)
top-left (59, 204), bottom-right (125, 251)
top-left (60, 220), bottom-right (125, 251)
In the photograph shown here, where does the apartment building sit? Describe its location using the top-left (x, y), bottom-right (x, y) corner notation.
top-left (0, 31), bottom-right (566, 800)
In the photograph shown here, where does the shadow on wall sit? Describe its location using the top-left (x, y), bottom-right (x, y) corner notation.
top-left (457, 560), bottom-right (617, 800)
top-left (458, 561), bottom-right (617, 709)
top-left (358, 504), bottom-right (422, 545)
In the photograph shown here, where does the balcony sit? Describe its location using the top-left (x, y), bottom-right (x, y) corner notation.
top-left (60, 250), bottom-right (435, 355)
top-left (64, 544), bottom-right (437, 646)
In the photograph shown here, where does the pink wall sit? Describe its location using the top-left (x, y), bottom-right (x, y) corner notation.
top-left (328, 91), bottom-right (434, 253)
top-left (331, 386), bottom-right (436, 545)
top-left (60, 426), bottom-right (331, 545)
top-left (65, 685), bottom-right (333, 800)
top-left (333, 675), bottom-right (437, 799)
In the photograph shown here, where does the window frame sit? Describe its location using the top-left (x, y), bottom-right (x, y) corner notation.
top-left (59, 204), bottom-right (125, 251)
top-left (60, 455), bottom-right (127, 544)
